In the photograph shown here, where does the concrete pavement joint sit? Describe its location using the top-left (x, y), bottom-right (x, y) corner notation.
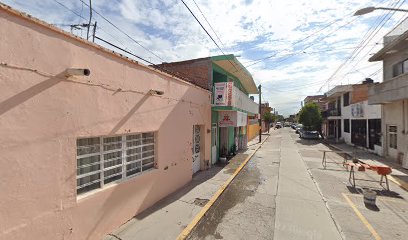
top-left (271, 139), bottom-right (281, 240)
top-left (176, 136), bottom-right (270, 240)
top-left (299, 151), bottom-right (346, 240)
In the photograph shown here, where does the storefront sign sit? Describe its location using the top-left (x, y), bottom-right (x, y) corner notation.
top-left (227, 82), bottom-right (233, 106)
top-left (214, 82), bottom-right (233, 106)
top-left (219, 111), bottom-right (247, 127)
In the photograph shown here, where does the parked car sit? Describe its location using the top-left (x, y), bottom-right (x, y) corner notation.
top-left (300, 130), bottom-right (320, 139)
top-left (275, 122), bottom-right (282, 129)
top-left (291, 124), bottom-right (297, 129)
top-left (295, 124), bottom-right (303, 134)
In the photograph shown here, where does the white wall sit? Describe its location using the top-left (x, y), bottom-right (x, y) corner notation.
top-left (342, 100), bottom-right (381, 148)
top-left (383, 100), bottom-right (407, 160)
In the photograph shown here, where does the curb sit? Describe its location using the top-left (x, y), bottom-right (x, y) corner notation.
top-left (176, 135), bottom-right (270, 240)
top-left (388, 175), bottom-right (408, 191)
top-left (325, 142), bottom-right (408, 192)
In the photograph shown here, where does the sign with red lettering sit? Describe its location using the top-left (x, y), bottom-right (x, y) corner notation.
top-left (219, 111), bottom-right (247, 127)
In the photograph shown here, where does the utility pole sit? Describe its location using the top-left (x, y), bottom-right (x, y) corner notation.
top-left (86, 0), bottom-right (92, 40)
top-left (92, 21), bottom-right (97, 42)
top-left (258, 85), bottom-right (262, 143)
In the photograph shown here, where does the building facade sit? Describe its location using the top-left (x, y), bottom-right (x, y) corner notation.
top-left (158, 55), bottom-right (259, 163)
top-left (261, 102), bottom-right (272, 132)
top-left (304, 95), bottom-right (326, 112)
top-left (322, 82), bottom-right (382, 154)
top-left (0, 4), bottom-right (211, 240)
top-left (368, 18), bottom-right (408, 168)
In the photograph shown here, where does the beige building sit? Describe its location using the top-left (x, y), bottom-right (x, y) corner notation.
top-left (304, 95), bottom-right (326, 112)
top-left (0, 4), bottom-right (211, 240)
top-left (368, 18), bottom-right (408, 169)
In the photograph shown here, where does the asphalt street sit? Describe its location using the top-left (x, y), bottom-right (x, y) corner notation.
top-left (187, 128), bottom-right (408, 240)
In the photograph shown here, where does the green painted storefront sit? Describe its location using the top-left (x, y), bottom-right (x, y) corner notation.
top-left (211, 59), bottom-right (255, 162)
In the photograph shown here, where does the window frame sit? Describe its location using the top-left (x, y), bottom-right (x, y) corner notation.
top-left (344, 119), bottom-right (350, 133)
top-left (392, 59), bottom-right (408, 78)
top-left (388, 126), bottom-right (397, 149)
top-left (76, 132), bottom-right (156, 196)
top-left (343, 92), bottom-right (350, 107)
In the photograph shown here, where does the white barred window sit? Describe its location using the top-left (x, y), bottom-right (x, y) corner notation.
top-left (76, 132), bottom-right (156, 195)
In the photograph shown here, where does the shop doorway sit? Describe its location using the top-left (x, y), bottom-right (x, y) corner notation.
top-left (368, 119), bottom-right (381, 150)
top-left (351, 120), bottom-right (367, 148)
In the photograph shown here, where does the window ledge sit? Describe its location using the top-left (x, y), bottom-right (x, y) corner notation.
top-left (77, 168), bottom-right (157, 202)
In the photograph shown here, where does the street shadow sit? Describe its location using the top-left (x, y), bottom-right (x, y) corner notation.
top-left (109, 94), bottom-right (150, 134)
top-left (346, 186), bottom-right (404, 199)
top-left (364, 202), bottom-right (380, 212)
top-left (295, 138), bottom-right (322, 146)
top-left (0, 68), bottom-right (65, 116)
top-left (135, 166), bottom-right (223, 220)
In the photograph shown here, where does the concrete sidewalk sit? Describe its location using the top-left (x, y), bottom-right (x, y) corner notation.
top-left (327, 142), bottom-right (408, 191)
top-left (104, 135), bottom-right (268, 240)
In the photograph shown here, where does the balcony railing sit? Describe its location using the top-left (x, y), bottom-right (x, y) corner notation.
top-left (327, 109), bottom-right (341, 117)
top-left (368, 73), bottom-right (408, 104)
top-left (384, 16), bottom-right (408, 45)
top-left (232, 86), bottom-right (258, 114)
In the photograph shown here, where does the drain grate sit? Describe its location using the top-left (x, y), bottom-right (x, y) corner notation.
top-left (193, 198), bottom-right (209, 207)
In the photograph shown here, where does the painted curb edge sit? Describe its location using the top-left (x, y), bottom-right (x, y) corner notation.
top-left (176, 135), bottom-right (270, 240)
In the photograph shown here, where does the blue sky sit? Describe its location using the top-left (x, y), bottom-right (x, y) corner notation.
top-left (3, 0), bottom-right (408, 116)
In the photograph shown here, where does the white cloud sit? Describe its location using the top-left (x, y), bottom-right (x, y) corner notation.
top-left (2, 0), bottom-right (407, 115)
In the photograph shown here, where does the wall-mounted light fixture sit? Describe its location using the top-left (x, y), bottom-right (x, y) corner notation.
top-left (148, 89), bottom-right (164, 96)
top-left (65, 68), bottom-right (91, 77)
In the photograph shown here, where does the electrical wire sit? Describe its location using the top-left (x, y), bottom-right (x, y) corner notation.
top-left (179, 0), bottom-right (241, 75)
top-left (341, 10), bottom-right (408, 80)
top-left (53, 0), bottom-right (216, 90)
top-left (77, 0), bottom-right (166, 63)
top-left (245, 11), bottom-right (359, 68)
top-left (191, 0), bottom-right (228, 51)
top-left (319, 0), bottom-right (405, 91)
top-left (0, 62), bottom-right (207, 107)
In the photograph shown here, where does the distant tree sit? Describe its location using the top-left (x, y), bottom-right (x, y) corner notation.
top-left (298, 103), bottom-right (322, 132)
top-left (275, 114), bottom-right (284, 122)
top-left (263, 112), bottom-right (275, 133)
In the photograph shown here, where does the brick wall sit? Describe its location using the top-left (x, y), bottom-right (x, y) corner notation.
top-left (158, 59), bottom-right (212, 90)
top-left (351, 84), bottom-right (369, 104)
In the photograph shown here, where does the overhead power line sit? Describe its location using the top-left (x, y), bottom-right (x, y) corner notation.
top-left (244, 11), bottom-right (359, 68)
top-left (179, 0), bottom-right (242, 75)
top-left (341, 10), bottom-right (408, 79)
top-left (52, 0), bottom-right (210, 88)
top-left (191, 0), bottom-right (228, 51)
top-left (78, 0), bottom-right (166, 63)
top-left (319, 0), bottom-right (405, 91)
top-left (86, 0), bottom-right (92, 40)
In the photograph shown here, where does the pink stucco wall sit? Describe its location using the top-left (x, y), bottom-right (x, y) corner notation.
top-left (0, 5), bottom-right (211, 240)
